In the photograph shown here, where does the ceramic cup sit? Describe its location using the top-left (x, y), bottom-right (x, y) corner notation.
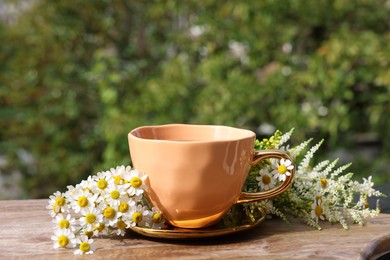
top-left (128, 124), bottom-right (295, 228)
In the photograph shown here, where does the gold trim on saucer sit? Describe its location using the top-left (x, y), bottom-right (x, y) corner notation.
top-left (128, 208), bottom-right (266, 239)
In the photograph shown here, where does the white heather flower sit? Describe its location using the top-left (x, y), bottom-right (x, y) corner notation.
top-left (124, 170), bottom-right (148, 196)
top-left (104, 183), bottom-right (127, 208)
top-left (275, 128), bottom-right (294, 149)
top-left (311, 197), bottom-right (325, 223)
top-left (51, 229), bottom-right (76, 249)
top-left (259, 199), bottom-right (275, 216)
top-left (79, 207), bottom-right (103, 231)
top-left (47, 191), bottom-right (69, 217)
top-left (74, 235), bottom-right (95, 255)
top-left (271, 158), bottom-right (294, 182)
top-left (361, 176), bottom-right (375, 197)
top-left (69, 188), bottom-right (98, 214)
top-left (53, 214), bottom-right (76, 231)
top-left (298, 140), bottom-right (324, 171)
top-left (256, 168), bottom-right (277, 191)
top-left (287, 138), bottom-right (312, 159)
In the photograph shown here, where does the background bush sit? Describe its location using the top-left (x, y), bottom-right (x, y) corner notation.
top-left (1, 0), bottom-right (389, 199)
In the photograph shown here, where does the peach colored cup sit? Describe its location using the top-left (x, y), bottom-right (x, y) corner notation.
top-left (128, 124), bottom-right (295, 228)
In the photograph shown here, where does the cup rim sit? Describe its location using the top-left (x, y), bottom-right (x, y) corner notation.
top-left (128, 124), bottom-right (256, 144)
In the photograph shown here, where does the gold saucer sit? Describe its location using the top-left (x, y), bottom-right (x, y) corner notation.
top-left (129, 208), bottom-right (266, 239)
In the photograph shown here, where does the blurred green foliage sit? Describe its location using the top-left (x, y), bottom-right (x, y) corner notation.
top-left (0, 0), bottom-right (389, 198)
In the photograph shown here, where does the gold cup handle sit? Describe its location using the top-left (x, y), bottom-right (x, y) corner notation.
top-left (236, 150), bottom-right (295, 204)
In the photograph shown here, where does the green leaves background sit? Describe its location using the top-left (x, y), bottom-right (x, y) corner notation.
top-left (1, 0), bottom-right (389, 198)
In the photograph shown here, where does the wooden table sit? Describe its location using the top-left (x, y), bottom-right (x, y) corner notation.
top-left (1, 200), bottom-right (389, 259)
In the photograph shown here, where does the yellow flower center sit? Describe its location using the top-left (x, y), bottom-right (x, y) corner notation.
top-left (152, 212), bottom-right (163, 223)
top-left (86, 213), bottom-right (96, 224)
top-left (277, 165), bottom-right (287, 175)
top-left (77, 196), bottom-right (89, 207)
top-left (132, 212), bottom-right (143, 223)
top-left (117, 219), bottom-right (126, 230)
top-left (55, 197), bottom-right (66, 206)
top-left (114, 176), bottom-right (122, 185)
top-left (364, 201), bottom-right (369, 209)
top-left (95, 223), bottom-right (105, 232)
top-left (262, 175), bottom-right (271, 185)
top-left (85, 230), bottom-right (94, 239)
top-left (52, 205), bottom-right (62, 214)
top-left (97, 179), bottom-right (108, 190)
top-left (130, 177), bottom-right (142, 188)
top-left (315, 205), bottom-right (323, 217)
top-left (59, 219), bottom-right (70, 229)
top-left (320, 178), bottom-right (327, 188)
top-left (119, 201), bottom-right (129, 213)
top-left (80, 241), bottom-right (90, 252)
top-left (103, 207), bottom-right (116, 219)
top-left (110, 190), bottom-right (120, 200)
top-left (57, 235), bottom-right (69, 247)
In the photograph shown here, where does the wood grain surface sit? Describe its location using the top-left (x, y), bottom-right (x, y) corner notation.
top-left (0, 199), bottom-right (389, 259)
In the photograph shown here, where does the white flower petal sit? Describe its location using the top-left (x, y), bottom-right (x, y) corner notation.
top-left (284, 160), bottom-right (292, 166)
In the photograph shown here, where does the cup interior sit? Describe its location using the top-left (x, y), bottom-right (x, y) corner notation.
top-left (130, 124), bottom-right (255, 142)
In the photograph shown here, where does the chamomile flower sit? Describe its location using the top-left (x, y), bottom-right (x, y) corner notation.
top-left (117, 196), bottom-right (136, 217)
top-left (83, 229), bottom-right (99, 239)
top-left (124, 204), bottom-right (150, 227)
top-left (74, 235), bottom-right (95, 255)
top-left (69, 188), bottom-right (98, 214)
top-left (79, 207), bottom-right (103, 230)
top-left (90, 171), bottom-right (111, 195)
top-left (319, 178), bottom-right (328, 189)
top-left (63, 185), bottom-right (76, 198)
top-left (79, 177), bottom-right (95, 191)
top-left (124, 170), bottom-right (148, 196)
top-left (109, 165), bottom-right (131, 185)
top-left (47, 191), bottom-right (69, 217)
top-left (113, 218), bottom-right (128, 236)
top-left (51, 228), bottom-right (76, 249)
top-left (131, 194), bottom-right (143, 203)
top-left (100, 203), bottom-right (119, 227)
top-left (256, 168), bottom-right (277, 191)
top-left (311, 197), bottom-right (325, 223)
top-left (147, 207), bottom-right (166, 229)
top-left (94, 222), bottom-right (109, 235)
top-left (53, 214), bottom-right (76, 231)
top-left (271, 158), bottom-right (294, 182)
top-left (104, 183), bottom-right (127, 208)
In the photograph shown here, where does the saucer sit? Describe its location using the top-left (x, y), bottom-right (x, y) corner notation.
top-left (129, 207), bottom-right (266, 239)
